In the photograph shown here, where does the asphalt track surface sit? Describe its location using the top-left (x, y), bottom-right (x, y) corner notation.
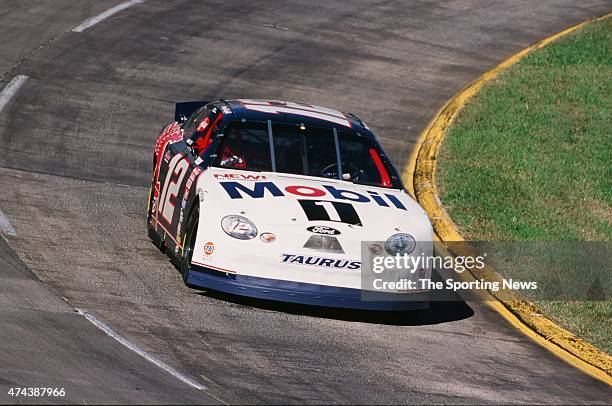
top-left (0, 1), bottom-right (610, 404)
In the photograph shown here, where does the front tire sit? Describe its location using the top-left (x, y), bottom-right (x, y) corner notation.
top-left (180, 205), bottom-right (199, 287)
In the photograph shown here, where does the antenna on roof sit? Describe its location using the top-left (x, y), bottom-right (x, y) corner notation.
top-left (345, 112), bottom-right (365, 127)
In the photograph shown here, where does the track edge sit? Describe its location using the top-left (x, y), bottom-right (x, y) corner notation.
top-left (402, 12), bottom-right (612, 385)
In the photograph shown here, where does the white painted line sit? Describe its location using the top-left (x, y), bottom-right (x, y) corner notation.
top-left (0, 210), bottom-right (16, 236)
top-left (75, 308), bottom-right (206, 391)
top-left (0, 75), bottom-right (28, 114)
top-left (72, 0), bottom-right (144, 33)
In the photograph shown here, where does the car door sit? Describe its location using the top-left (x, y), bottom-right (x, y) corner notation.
top-left (155, 105), bottom-right (222, 253)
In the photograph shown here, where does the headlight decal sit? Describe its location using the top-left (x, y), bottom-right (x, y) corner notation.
top-left (221, 215), bottom-right (258, 240)
top-left (384, 233), bottom-right (416, 255)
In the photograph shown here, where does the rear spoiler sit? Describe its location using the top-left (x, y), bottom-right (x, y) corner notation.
top-left (174, 101), bottom-right (211, 122)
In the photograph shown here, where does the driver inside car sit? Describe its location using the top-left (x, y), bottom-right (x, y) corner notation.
top-left (219, 127), bottom-right (246, 168)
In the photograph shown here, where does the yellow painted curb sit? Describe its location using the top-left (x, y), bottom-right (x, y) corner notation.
top-left (404, 13), bottom-right (612, 385)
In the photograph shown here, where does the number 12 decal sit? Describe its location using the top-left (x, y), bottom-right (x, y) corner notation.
top-left (158, 154), bottom-right (189, 224)
top-left (298, 200), bottom-right (362, 226)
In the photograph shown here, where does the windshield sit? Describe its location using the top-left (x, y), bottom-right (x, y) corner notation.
top-left (214, 121), bottom-right (398, 188)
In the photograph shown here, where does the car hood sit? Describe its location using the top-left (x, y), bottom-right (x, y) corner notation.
top-left (197, 167), bottom-right (432, 242)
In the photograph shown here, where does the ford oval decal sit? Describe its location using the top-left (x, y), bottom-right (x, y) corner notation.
top-left (307, 226), bottom-right (341, 235)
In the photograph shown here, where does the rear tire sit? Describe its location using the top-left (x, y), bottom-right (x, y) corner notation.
top-left (147, 158), bottom-right (165, 252)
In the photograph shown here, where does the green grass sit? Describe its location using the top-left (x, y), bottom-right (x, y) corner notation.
top-left (436, 18), bottom-right (611, 353)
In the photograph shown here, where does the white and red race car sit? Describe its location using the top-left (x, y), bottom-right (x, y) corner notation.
top-left (148, 99), bottom-right (433, 310)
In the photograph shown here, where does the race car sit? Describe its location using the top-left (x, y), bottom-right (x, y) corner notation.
top-left (147, 99), bottom-right (433, 310)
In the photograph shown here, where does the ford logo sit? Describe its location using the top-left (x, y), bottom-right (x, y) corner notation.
top-left (307, 226), bottom-right (341, 235)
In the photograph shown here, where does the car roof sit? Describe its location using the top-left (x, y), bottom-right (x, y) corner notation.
top-left (215, 99), bottom-right (370, 134)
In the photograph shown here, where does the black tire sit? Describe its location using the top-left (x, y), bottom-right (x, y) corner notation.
top-left (146, 157), bottom-right (157, 225)
top-left (146, 185), bottom-right (155, 225)
top-left (147, 158), bottom-right (165, 252)
top-left (180, 205), bottom-right (199, 287)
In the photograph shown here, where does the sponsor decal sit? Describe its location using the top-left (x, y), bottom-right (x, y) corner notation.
top-left (280, 254), bottom-right (360, 270)
top-left (176, 210), bottom-right (184, 239)
top-left (219, 181), bottom-right (406, 210)
top-left (221, 105), bottom-right (232, 114)
top-left (154, 122), bottom-right (183, 159)
top-left (307, 225), bottom-right (341, 235)
top-left (196, 116), bottom-right (210, 132)
top-left (174, 234), bottom-right (182, 254)
top-left (204, 242), bottom-right (215, 255)
top-left (183, 167), bottom-right (203, 197)
top-left (214, 173), bottom-right (267, 181)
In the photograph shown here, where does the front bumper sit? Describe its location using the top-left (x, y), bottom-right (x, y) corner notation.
top-left (186, 265), bottom-right (429, 311)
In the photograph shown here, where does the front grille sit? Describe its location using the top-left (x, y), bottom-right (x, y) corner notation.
top-left (303, 235), bottom-right (344, 254)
